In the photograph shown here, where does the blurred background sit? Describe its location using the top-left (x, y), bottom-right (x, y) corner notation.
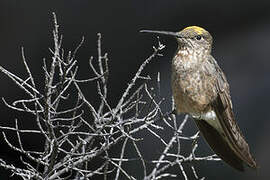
top-left (0, 0), bottom-right (269, 179)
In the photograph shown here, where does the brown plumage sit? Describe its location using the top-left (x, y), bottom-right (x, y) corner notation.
top-left (141, 26), bottom-right (257, 171)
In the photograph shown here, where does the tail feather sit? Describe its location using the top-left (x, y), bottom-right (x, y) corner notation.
top-left (194, 119), bottom-right (245, 171)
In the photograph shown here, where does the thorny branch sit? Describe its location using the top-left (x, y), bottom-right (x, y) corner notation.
top-left (0, 13), bottom-right (220, 180)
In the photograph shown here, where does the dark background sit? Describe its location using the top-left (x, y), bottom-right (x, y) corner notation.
top-left (0, 0), bottom-right (269, 179)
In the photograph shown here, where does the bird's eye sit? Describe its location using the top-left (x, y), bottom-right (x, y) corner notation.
top-left (195, 35), bottom-right (202, 40)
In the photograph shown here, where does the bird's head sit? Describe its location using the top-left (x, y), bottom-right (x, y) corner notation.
top-left (141, 26), bottom-right (213, 53)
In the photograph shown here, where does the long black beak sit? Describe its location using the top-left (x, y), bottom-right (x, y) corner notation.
top-left (140, 30), bottom-right (182, 38)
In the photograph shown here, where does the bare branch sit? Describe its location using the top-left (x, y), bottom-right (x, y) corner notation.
top-left (0, 13), bottom-right (220, 180)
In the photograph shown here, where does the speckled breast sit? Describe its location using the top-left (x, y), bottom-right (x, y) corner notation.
top-left (171, 53), bottom-right (217, 114)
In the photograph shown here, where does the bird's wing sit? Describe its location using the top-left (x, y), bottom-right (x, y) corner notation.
top-left (209, 56), bottom-right (257, 169)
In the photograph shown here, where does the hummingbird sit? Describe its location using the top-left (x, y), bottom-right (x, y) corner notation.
top-left (140, 26), bottom-right (257, 171)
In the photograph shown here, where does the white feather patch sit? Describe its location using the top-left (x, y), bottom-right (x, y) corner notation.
top-left (191, 111), bottom-right (224, 135)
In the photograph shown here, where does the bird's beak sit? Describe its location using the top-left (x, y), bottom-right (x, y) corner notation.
top-left (140, 30), bottom-right (182, 38)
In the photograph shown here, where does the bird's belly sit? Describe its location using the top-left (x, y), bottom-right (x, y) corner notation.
top-left (173, 89), bottom-right (208, 114)
top-left (172, 76), bottom-right (215, 114)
